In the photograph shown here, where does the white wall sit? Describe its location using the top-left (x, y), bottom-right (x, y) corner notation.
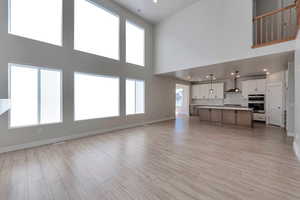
top-left (294, 29), bottom-right (300, 159)
top-left (0, 0), bottom-right (183, 151)
top-left (155, 0), bottom-right (295, 74)
top-left (287, 62), bottom-right (295, 136)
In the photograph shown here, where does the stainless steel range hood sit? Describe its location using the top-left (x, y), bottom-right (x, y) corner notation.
top-left (225, 71), bottom-right (241, 93)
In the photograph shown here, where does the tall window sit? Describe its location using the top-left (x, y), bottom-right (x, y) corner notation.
top-left (10, 64), bottom-right (62, 128)
top-left (74, 73), bottom-right (119, 121)
top-left (126, 21), bottom-right (145, 66)
top-left (9, 0), bottom-right (62, 45)
top-left (126, 79), bottom-right (145, 115)
top-left (74, 0), bottom-right (119, 60)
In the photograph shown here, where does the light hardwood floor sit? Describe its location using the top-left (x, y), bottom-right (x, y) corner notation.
top-left (0, 117), bottom-right (300, 200)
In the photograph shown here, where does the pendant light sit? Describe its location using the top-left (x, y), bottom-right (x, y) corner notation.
top-left (209, 74), bottom-right (214, 94)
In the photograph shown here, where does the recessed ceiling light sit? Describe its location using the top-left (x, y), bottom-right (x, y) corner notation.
top-left (263, 69), bottom-right (268, 72)
top-left (153, 0), bottom-right (158, 3)
top-left (231, 72), bottom-right (235, 76)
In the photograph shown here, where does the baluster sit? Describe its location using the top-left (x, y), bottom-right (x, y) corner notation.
top-left (260, 17), bottom-right (263, 44)
top-left (266, 16), bottom-right (268, 43)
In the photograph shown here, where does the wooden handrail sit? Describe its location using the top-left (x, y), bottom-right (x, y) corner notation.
top-left (253, 4), bottom-right (296, 21)
top-left (253, 2), bottom-right (298, 48)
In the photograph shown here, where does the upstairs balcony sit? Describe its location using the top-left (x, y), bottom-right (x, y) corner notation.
top-left (253, 0), bottom-right (300, 48)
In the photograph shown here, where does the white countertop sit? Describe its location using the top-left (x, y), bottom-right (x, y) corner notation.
top-left (0, 99), bottom-right (10, 116)
top-left (195, 105), bottom-right (253, 111)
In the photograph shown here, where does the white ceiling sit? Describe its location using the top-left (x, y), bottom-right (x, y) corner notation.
top-left (113, 0), bottom-right (200, 24)
top-left (163, 52), bottom-right (294, 82)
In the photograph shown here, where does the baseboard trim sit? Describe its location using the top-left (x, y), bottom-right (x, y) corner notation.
top-left (0, 117), bottom-right (175, 154)
top-left (294, 136), bottom-right (300, 160)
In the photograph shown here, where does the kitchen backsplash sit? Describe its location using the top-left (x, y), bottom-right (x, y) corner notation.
top-left (192, 93), bottom-right (248, 106)
top-left (224, 93), bottom-right (248, 106)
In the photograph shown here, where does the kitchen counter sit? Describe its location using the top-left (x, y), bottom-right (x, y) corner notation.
top-left (196, 105), bottom-right (253, 111)
top-left (195, 105), bottom-right (253, 127)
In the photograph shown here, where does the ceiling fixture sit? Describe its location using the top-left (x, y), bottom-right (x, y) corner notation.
top-left (226, 71), bottom-right (241, 93)
top-left (208, 74), bottom-right (215, 94)
top-left (263, 69), bottom-right (268, 72)
top-left (153, 0), bottom-right (158, 3)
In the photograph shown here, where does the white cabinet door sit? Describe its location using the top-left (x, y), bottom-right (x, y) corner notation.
top-left (192, 85), bottom-right (200, 99)
top-left (200, 84), bottom-right (209, 99)
top-left (242, 81), bottom-right (249, 98)
top-left (247, 80), bottom-right (257, 95)
top-left (256, 79), bottom-right (266, 94)
top-left (215, 83), bottom-right (224, 99)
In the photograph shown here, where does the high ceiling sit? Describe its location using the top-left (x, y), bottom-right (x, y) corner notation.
top-left (163, 52), bottom-right (294, 82)
top-left (113, 0), bottom-right (200, 24)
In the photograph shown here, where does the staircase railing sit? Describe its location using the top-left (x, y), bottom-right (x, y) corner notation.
top-left (253, 3), bottom-right (297, 48)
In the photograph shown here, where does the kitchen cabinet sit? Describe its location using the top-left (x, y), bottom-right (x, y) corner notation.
top-left (192, 83), bottom-right (224, 100)
top-left (242, 79), bottom-right (266, 98)
top-left (192, 85), bottom-right (200, 99)
top-left (200, 84), bottom-right (210, 99)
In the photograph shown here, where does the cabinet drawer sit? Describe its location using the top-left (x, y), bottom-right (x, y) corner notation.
top-left (253, 113), bottom-right (265, 121)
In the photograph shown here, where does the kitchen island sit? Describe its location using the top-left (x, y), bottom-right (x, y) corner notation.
top-left (196, 106), bottom-right (253, 127)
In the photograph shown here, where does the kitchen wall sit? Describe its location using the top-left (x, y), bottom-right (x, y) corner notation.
top-left (155, 0), bottom-right (295, 74)
top-left (0, 0), bottom-right (185, 152)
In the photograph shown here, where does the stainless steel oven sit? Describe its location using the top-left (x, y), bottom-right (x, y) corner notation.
top-left (248, 94), bottom-right (265, 113)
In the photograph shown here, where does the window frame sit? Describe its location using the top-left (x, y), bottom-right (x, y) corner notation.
top-left (126, 78), bottom-right (145, 116)
top-left (74, 72), bottom-right (120, 122)
top-left (8, 0), bottom-right (63, 46)
top-left (8, 63), bottom-right (63, 129)
top-left (125, 20), bottom-right (146, 67)
top-left (74, 0), bottom-right (121, 61)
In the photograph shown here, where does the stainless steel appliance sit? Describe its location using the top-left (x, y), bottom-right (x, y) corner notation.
top-left (248, 94), bottom-right (265, 121)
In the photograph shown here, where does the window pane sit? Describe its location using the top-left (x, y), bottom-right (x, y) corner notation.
top-left (74, 0), bottom-right (119, 60)
top-left (135, 80), bottom-right (145, 114)
top-left (126, 80), bottom-right (135, 115)
top-left (40, 69), bottom-right (62, 124)
top-left (126, 21), bottom-right (145, 66)
top-left (75, 73), bottom-right (119, 121)
top-left (10, 65), bottom-right (39, 127)
top-left (9, 0), bottom-right (62, 45)
top-left (126, 79), bottom-right (145, 115)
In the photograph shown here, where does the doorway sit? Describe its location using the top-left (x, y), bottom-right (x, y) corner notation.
top-left (267, 82), bottom-right (284, 127)
top-left (176, 84), bottom-right (190, 117)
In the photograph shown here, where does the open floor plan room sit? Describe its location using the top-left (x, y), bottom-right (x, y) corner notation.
top-left (1, 0), bottom-right (300, 199)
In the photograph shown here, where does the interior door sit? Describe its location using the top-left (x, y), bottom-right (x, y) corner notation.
top-left (267, 83), bottom-right (283, 126)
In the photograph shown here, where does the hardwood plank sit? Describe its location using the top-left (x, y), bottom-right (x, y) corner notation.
top-left (0, 117), bottom-right (299, 199)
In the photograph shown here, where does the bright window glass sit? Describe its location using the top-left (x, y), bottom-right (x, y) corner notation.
top-left (74, 73), bottom-right (119, 121)
top-left (40, 69), bottom-right (62, 124)
top-left (9, 0), bottom-right (62, 45)
top-left (10, 64), bottom-right (62, 128)
top-left (74, 0), bottom-right (119, 60)
top-left (126, 79), bottom-right (145, 115)
top-left (10, 66), bottom-right (39, 127)
top-left (126, 21), bottom-right (145, 66)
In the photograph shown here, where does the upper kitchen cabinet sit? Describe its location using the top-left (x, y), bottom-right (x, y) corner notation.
top-left (192, 85), bottom-right (201, 99)
top-left (208, 83), bottom-right (224, 99)
top-left (192, 83), bottom-right (224, 99)
top-left (242, 79), bottom-right (266, 98)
